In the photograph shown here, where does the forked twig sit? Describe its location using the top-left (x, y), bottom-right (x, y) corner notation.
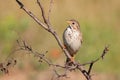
top-left (16, 0), bottom-right (72, 61)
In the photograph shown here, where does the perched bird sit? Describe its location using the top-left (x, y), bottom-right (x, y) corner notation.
top-left (63, 19), bottom-right (82, 66)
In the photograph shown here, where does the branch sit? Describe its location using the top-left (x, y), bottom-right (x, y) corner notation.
top-left (37, 0), bottom-right (52, 28)
top-left (16, 0), bottom-right (72, 61)
top-left (16, 39), bottom-right (66, 69)
top-left (37, 0), bottom-right (48, 24)
top-left (53, 69), bottom-right (69, 79)
top-left (16, 0), bottom-right (23, 8)
top-left (87, 45), bottom-right (109, 75)
top-left (0, 58), bottom-right (17, 74)
top-left (82, 45), bottom-right (109, 66)
top-left (15, 39), bottom-right (109, 80)
top-left (77, 45), bottom-right (109, 80)
top-left (16, 0), bottom-right (48, 31)
top-left (16, 39), bottom-right (70, 79)
top-left (15, 0), bottom-right (110, 80)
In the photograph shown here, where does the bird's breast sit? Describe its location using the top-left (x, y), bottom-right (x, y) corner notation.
top-left (63, 27), bottom-right (82, 53)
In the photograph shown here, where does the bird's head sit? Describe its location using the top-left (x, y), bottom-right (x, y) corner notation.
top-left (67, 19), bottom-right (80, 30)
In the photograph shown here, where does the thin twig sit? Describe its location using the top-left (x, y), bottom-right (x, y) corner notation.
top-left (16, 0), bottom-right (23, 8)
top-left (88, 63), bottom-right (93, 75)
top-left (77, 66), bottom-right (91, 80)
top-left (81, 45), bottom-right (109, 66)
top-left (16, 0), bottom-right (48, 30)
top-left (37, 0), bottom-right (48, 24)
top-left (16, 39), bottom-right (69, 79)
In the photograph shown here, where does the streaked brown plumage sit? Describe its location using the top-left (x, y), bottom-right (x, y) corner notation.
top-left (63, 19), bottom-right (82, 65)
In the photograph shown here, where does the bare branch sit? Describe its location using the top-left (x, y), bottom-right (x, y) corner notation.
top-left (15, 0), bottom-right (110, 80)
top-left (16, 0), bottom-right (48, 30)
top-left (53, 69), bottom-right (68, 79)
top-left (16, 0), bottom-right (23, 8)
top-left (76, 45), bottom-right (109, 79)
top-left (6, 37), bottom-right (108, 80)
top-left (16, 39), bottom-right (70, 79)
top-left (77, 65), bottom-right (92, 80)
top-left (16, 39), bottom-right (66, 69)
top-left (101, 45), bottom-right (109, 59)
top-left (0, 58), bottom-right (17, 74)
top-left (16, 0), bottom-right (72, 61)
top-left (86, 45), bottom-right (109, 75)
top-left (37, 0), bottom-right (48, 24)
top-left (87, 63), bottom-right (93, 75)
top-left (81, 45), bottom-right (109, 66)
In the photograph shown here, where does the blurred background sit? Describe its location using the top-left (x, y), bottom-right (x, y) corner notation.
top-left (0, 0), bottom-right (120, 80)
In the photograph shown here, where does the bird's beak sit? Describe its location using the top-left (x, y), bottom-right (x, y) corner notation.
top-left (66, 20), bottom-right (71, 24)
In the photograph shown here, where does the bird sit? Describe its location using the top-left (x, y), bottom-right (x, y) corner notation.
top-left (63, 19), bottom-right (83, 66)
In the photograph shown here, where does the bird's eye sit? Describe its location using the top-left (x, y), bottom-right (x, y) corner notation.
top-left (72, 22), bottom-right (75, 25)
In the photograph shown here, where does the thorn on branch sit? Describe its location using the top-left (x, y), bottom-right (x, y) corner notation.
top-left (16, 0), bottom-right (24, 8)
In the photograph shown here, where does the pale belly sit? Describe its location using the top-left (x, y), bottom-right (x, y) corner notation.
top-left (63, 27), bottom-right (82, 54)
